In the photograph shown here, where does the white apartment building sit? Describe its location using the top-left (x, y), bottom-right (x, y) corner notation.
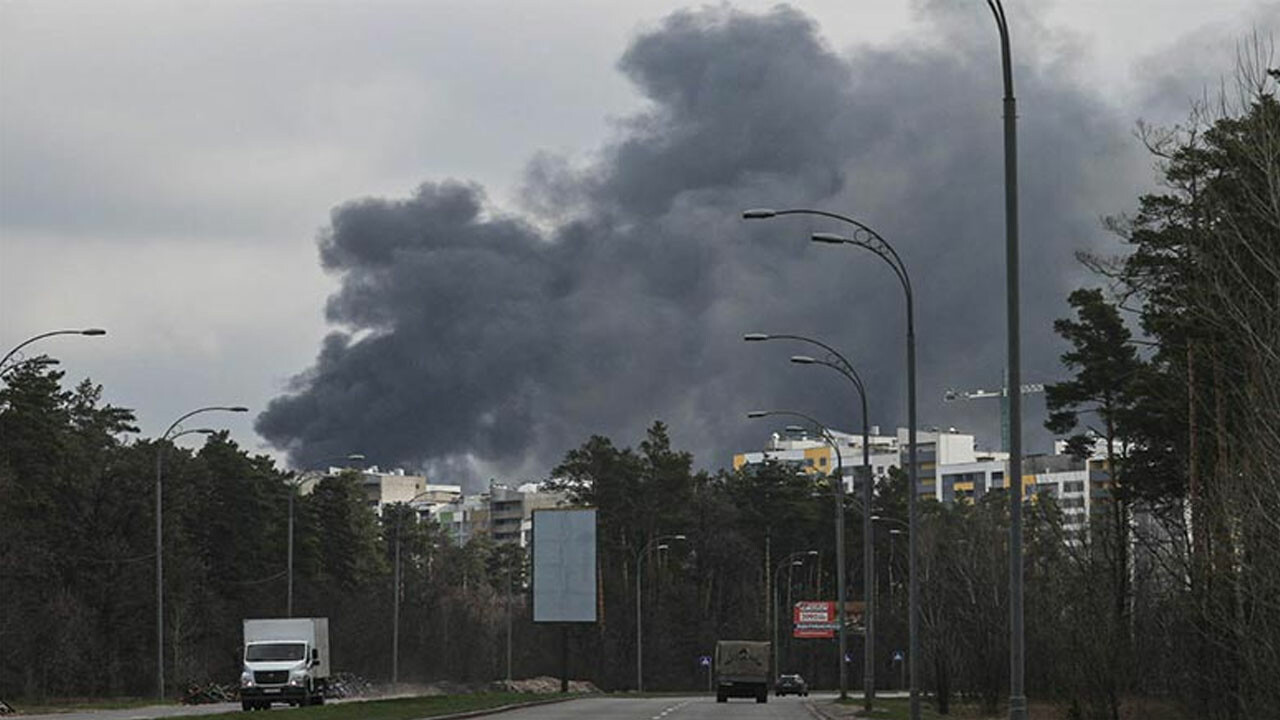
top-left (295, 465), bottom-right (462, 516)
top-left (354, 467), bottom-right (463, 516)
top-left (733, 425), bottom-right (899, 492)
top-left (736, 426), bottom-right (1110, 545)
top-left (747, 425), bottom-right (1095, 538)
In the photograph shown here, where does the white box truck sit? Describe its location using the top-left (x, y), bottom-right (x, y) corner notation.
top-left (239, 618), bottom-right (330, 710)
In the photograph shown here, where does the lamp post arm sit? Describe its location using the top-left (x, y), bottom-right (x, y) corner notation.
top-left (2, 328), bottom-right (106, 374)
top-left (162, 406), bottom-right (243, 441)
top-left (759, 333), bottom-right (862, 383)
top-left (874, 516), bottom-right (910, 530)
top-left (987, 0), bottom-right (1014, 96)
top-left (2, 330), bottom-right (76, 369)
top-left (806, 357), bottom-right (867, 402)
top-left (838, 234), bottom-right (912, 304)
top-left (768, 208), bottom-right (912, 300)
top-left (2, 331), bottom-right (67, 368)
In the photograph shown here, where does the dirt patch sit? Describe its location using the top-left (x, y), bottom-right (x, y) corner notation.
top-left (364, 677), bottom-right (599, 699)
top-left (486, 677), bottom-right (600, 695)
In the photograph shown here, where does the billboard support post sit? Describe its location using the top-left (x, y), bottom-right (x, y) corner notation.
top-left (560, 624), bottom-right (569, 693)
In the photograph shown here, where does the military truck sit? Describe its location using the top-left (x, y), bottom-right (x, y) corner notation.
top-left (715, 639), bottom-right (770, 703)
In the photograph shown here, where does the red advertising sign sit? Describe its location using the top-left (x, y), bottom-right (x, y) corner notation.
top-left (792, 601), bottom-right (867, 638)
top-left (793, 601), bottom-right (837, 638)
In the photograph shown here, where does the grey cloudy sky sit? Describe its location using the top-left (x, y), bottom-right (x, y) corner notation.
top-left (2, 0), bottom-right (1275, 486)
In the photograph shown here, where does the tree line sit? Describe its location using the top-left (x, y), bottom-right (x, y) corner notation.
top-left (3, 50), bottom-right (1278, 720)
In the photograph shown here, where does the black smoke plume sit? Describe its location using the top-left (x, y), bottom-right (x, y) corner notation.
top-left (257, 4), bottom-right (1135, 484)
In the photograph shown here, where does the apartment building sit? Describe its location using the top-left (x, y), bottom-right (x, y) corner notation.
top-left (735, 427), bottom-right (1124, 546)
top-left (733, 425), bottom-right (900, 492)
top-left (424, 482), bottom-right (566, 546)
top-left (430, 494), bottom-right (491, 545)
top-left (489, 482), bottom-right (566, 546)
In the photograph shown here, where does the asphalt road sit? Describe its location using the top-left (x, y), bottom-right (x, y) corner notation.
top-left (22, 694), bottom-right (832, 720)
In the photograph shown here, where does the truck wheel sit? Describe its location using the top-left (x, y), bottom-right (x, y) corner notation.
top-left (757, 692), bottom-right (767, 703)
top-left (716, 693), bottom-right (726, 703)
top-left (241, 700), bottom-right (253, 711)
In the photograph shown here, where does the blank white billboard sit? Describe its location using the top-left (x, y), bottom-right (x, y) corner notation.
top-left (531, 508), bottom-right (597, 623)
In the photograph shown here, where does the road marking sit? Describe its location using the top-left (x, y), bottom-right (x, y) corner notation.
top-left (651, 699), bottom-right (691, 719)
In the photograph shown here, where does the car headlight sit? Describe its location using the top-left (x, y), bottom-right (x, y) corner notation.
top-left (289, 668), bottom-right (308, 686)
top-left (240, 671), bottom-right (254, 687)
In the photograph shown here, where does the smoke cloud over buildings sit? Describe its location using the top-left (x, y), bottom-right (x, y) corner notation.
top-left (256, 4), bottom-right (1136, 483)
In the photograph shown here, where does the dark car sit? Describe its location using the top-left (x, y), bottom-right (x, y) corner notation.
top-left (775, 673), bottom-right (808, 696)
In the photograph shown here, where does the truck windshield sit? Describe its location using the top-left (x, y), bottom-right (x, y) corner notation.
top-left (245, 643), bottom-right (306, 661)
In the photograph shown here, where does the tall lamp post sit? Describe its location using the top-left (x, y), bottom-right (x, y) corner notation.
top-left (288, 454), bottom-right (365, 617)
top-left (1, 328), bottom-right (106, 377)
top-left (981, 2), bottom-right (1026, 717)
top-left (744, 207), bottom-right (918, 717)
top-left (636, 533), bottom-right (687, 692)
top-left (872, 515), bottom-right (909, 597)
top-left (156, 405), bottom-right (248, 700)
top-left (391, 488), bottom-right (452, 690)
top-left (747, 409), bottom-right (848, 700)
top-left (772, 551), bottom-right (818, 679)
top-left (745, 332), bottom-right (877, 708)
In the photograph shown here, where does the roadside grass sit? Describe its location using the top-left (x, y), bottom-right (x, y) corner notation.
top-left (5, 697), bottom-right (166, 714)
top-left (827, 697), bottom-right (1062, 719)
top-left (832, 697), bottom-right (948, 720)
top-left (140, 693), bottom-right (569, 720)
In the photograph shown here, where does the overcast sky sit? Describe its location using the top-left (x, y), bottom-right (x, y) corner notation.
top-left (2, 0), bottom-right (1275, 486)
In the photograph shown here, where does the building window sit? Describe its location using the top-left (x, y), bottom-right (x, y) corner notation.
top-left (819, 457), bottom-right (828, 467)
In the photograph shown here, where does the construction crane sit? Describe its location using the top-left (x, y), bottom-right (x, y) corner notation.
top-left (943, 369), bottom-right (1045, 452)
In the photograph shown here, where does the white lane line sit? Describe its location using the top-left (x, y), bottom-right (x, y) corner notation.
top-left (652, 699), bottom-right (689, 719)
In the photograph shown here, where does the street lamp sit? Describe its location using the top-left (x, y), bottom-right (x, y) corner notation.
top-left (980, 3), bottom-right (1026, 717)
top-left (772, 551), bottom-right (818, 679)
top-left (746, 331), bottom-right (878, 708)
top-left (391, 487), bottom-right (442, 690)
top-left (288, 454), bottom-right (365, 617)
top-left (871, 515), bottom-right (908, 529)
top-left (155, 405), bottom-right (248, 700)
top-left (887, 528), bottom-right (906, 600)
top-left (1, 328), bottom-right (106, 377)
top-left (871, 517), bottom-right (910, 685)
top-left (747, 408), bottom-right (849, 700)
top-left (870, 515), bottom-right (911, 589)
top-left (745, 208), bottom-right (919, 715)
top-left (636, 533), bottom-right (687, 692)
